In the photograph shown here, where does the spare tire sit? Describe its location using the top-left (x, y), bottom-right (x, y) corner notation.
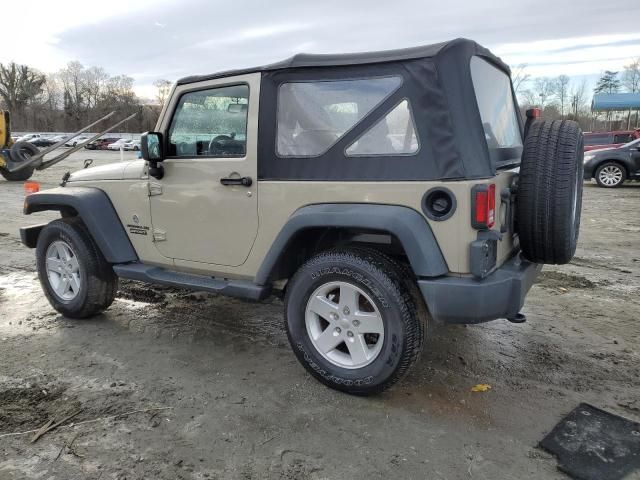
top-left (1, 141), bottom-right (38, 181)
top-left (516, 120), bottom-right (583, 265)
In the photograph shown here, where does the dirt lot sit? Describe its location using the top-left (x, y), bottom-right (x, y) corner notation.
top-left (0, 150), bottom-right (639, 480)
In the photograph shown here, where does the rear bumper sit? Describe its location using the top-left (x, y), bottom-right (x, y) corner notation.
top-left (418, 254), bottom-right (542, 324)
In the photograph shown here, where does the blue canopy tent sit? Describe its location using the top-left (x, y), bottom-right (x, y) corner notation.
top-left (592, 93), bottom-right (640, 111)
top-left (591, 93), bottom-right (640, 129)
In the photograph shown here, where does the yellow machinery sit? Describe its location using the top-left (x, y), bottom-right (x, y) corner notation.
top-left (0, 111), bottom-right (11, 149)
top-left (0, 110), bottom-right (136, 182)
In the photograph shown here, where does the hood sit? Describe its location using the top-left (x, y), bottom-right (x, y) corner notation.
top-left (68, 160), bottom-right (146, 182)
top-left (587, 147), bottom-right (616, 155)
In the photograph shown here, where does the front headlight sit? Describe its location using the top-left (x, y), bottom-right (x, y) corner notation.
top-left (583, 154), bottom-right (595, 162)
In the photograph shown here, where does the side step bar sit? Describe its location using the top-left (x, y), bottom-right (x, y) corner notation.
top-left (113, 263), bottom-right (271, 301)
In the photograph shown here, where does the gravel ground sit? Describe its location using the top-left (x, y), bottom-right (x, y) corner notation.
top-left (0, 150), bottom-right (639, 480)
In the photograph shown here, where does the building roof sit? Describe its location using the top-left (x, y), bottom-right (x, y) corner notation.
top-left (592, 93), bottom-right (640, 111)
top-left (176, 38), bottom-right (508, 85)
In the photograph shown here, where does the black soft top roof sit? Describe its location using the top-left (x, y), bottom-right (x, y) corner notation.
top-left (176, 38), bottom-right (509, 85)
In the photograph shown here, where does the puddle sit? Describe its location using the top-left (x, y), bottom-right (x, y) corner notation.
top-left (0, 271), bottom-right (39, 297)
top-left (0, 272), bottom-right (52, 335)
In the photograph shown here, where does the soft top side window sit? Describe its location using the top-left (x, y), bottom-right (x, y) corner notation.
top-left (346, 99), bottom-right (419, 156)
top-left (276, 76), bottom-right (402, 157)
top-left (168, 84), bottom-right (249, 157)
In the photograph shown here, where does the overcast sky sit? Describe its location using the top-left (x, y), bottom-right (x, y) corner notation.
top-left (4, 0), bottom-right (640, 99)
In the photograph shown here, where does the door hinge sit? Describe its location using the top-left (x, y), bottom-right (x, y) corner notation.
top-left (148, 182), bottom-right (163, 196)
top-left (152, 229), bottom-right (167, 242)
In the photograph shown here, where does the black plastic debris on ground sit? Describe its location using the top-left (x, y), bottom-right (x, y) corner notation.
top-left (540, 403), bottom-right (640, 480)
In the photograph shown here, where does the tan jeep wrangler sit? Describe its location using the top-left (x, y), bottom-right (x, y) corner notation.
top-left (21, 39), bottom-right (584, 395)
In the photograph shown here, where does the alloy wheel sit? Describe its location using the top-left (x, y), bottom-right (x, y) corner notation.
top-left (305, 281), bottom-right (384, 369)
top-left (45, 240), bottom-right (81, 301)
top-left (598, 165), bottom-right (623, 187)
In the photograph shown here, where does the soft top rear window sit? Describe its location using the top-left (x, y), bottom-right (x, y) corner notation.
top-left (470, 56), bottom-right (522, 168)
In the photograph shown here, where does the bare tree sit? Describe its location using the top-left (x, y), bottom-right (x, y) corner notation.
top-left (85, 66), bottom-right (109, 109)
top-left (59, 61), bottom-right (89, 127)
top-left (0, 62), bottom-right (46, 115)
top-left (622, 58), bottom-right (640, 92)
top-left (153, 79), bottom-right (172, 106)
top-left (569, 79), bottom-right (588, 121)
top-left (511, 64), bottom-right (530, 94)
top-left (554, 75), bottom-right (571, 117)
top-left (520, 77), bottom-right (557, 109)
top-left (622, 58), bottom-right (640, 128)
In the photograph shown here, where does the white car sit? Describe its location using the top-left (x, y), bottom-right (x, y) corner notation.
top-left (123, 140), bottom-right (141, 151)
top-left (17, 133), bottom-right (42, 142)
top-left (108, 139), bottom-right (133, 151)
top-left (64, 136), bottom-right (91, 147)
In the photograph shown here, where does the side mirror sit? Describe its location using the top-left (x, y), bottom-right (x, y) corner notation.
top-left (141, 132), bottom-right (165, 179)
top-left (141, 132), bottom-right (164, 161)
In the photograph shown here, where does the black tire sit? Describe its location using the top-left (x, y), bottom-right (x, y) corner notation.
top-left (36, 218), bottom-right (118, 319)
top-left (516, 120), bottom-right (583, 265)
top-left (285, 248), bottom-right (425, 395)
top-left (595, 161), bottom-right (626, 188)
top-left (0, 141), bottom-right (38, 181)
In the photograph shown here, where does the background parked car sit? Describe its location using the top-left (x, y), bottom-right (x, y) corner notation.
top-left (124, 139), bottom-right (140, 151)
top-left (17, 133), bottom-right (42, 142)
top-left (584, 129), bottom-right (640, 152)
top-left (28, 136), bottom-right (57, 148)
top-left (64, 136), bottom-right (91, 147)
top-left (583, 138), bottom-right (640, 187)
top-left (85, 137), bottom-right (121, 150)
top-left (107, 139), bottom-right (133, 150)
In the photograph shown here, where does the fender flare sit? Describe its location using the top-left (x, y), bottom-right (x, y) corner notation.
top-left (255, 203), bottom-right (449, 285)
top-left (23, 186), bottom-right (137, 263)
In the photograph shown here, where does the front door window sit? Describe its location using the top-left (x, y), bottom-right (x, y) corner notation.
top-left (168, 84), bottom-right (249, 157)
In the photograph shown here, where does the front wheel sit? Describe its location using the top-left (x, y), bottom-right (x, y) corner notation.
top-left (36, 218), bottom-right (118, 318)
top-left (595, 162), bottom-right (626, 188)
top-left (285, 248), bottom-right (425, 395)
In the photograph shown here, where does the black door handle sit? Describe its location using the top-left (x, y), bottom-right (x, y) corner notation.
top-left (220, 176), bottom-right (252, 187)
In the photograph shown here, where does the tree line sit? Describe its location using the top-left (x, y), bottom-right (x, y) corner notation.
top-left (516, 58), bottom-right (640, 131)
top-left (2, 57), bottom-right (640, 134)
top-left (0, 61), bottom-right (173, 133)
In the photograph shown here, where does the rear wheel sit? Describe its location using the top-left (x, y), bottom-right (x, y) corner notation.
top-left (285, 248), bottom-right (425, 395)
top-left (595, 162), bottom-right (626, 188)
top-left (36, 218), bottom-right (118, 318)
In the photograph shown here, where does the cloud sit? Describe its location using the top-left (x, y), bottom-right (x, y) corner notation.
top-left (2, 0), bottom-right (638, 97)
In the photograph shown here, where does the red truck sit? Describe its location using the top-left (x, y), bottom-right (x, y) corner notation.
top-left (584, 129), bottom-right (640, 151)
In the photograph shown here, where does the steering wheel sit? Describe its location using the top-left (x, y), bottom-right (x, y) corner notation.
top-left (208, 135), bottom-right (234, 155)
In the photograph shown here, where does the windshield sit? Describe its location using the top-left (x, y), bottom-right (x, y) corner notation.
top-left (470, 56), bottom-right (523, 168)
top-left (623, 138), bottom-right (640, 148)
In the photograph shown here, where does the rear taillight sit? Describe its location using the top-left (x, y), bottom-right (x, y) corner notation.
top-left (472, 184), bottom-right (496, 229)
